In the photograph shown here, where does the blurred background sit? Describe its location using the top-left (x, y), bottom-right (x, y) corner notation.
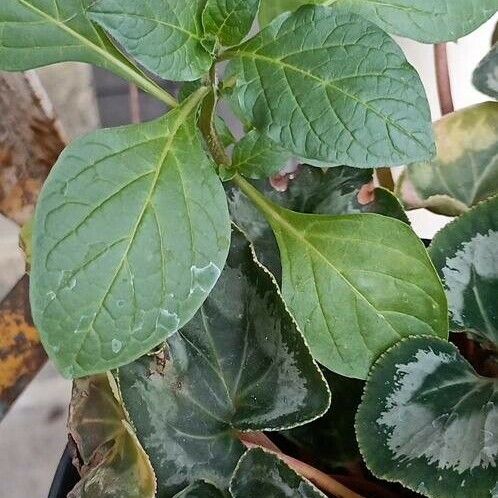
top-left (0, 13), bottom-right (496, 497)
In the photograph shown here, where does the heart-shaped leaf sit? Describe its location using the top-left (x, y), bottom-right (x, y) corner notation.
top-left (68, 374), bottom-right (156, 498)
top-left (473, 44), bottom-right (498, 100)
top-left (356, 336), bottom-right (498, 498)
top-left (117, 229), bottom-right (330, 496)
top-left (225, 5), bottom-right (434, 167)
top-left (202, 0), bottom-right (260, 47)
top-left (429, 196), bottom-right (498, 346)
top-left (234, 176), bottom-right (448, 379)
top-left (0, 0), bottom-right (173, 105)
top-left (30, 90), bottom-right (231, 378)
top-left (173, 482), bottom-right (225, 498)
top-left (397, 102), bottom-right (498, 216)
top-left (90, 0), bottom-right (213, 81)
top-left (230, 448), bottom-right (326, 497)
top-left (232, 130), bottom-right (291, 180)
top-left (228, 166), bottom-right (409, 279)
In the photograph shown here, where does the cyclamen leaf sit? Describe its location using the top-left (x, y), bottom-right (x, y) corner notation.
top-left (356, 336), bottom-right (498, 498)
top-left (67, 374), bottom-right (156, 498)
top-left (235, 176), bottom-right (448, 379)
top-left (398, 102), bottom-right (498, 217)
top-left (226, 6), bottom-right (435, 168)
top-left (202, 0), bottom-right (260, 47)
top-left (228, 166), bottom-right (408, 280)
top-left (230, 448), bottom-right (326, 498)
top-left (232, 130), bottom-right (291, 180)
top-left (30, 91), bottom-right (231, 378)
top-left (173, 482), bottom-right (224, 498)
top-left (429, 196), bottom-right (498, 346)
top-left (89, 0), bottom-right (213, 81)
top-left (118, 229), bottom-right (330, 496)
top-left (473, 45), bottom-right (498, 100)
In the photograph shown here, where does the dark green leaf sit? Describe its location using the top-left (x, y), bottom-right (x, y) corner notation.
top-left (89, 0), bottom-right (213, 81)
top-left (118, 229), bottom-right (330, 496)
top-left (356, 336), bottom-right (498, 498)
top-left (202, 0), bottom-right (260, 47)
top-left (232, 130), bottom-right (291, 179)
top-left (30, 91), bottom-right (231, 378)
top-left (225, 5), bottom-right (434, 167)
top-left (68, 375), bottom-right (156, 498)
top-left (398, 102), bottom-right (498, 216)
top-left (281, 370), bottom-right (363, 469)
top-left (173, 482), bottom-right (225, 498)
top-left (228, 166), bottom-right (409, 279)
top-left (429, 196), bottom-right (498, 346)
top-left (234, 176), bottom-right (448, 379)
top-left (473, 45), bottom-right (498, 100)
top-left (230, 448), bottom-right (326, 497)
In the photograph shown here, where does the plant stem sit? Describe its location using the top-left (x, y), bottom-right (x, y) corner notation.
top-left (241, 440), bottom-right (364, 498)
top-left (434, 43), bottom-right (454, 116)
top-left (238, 431), bottom-right (281, 452)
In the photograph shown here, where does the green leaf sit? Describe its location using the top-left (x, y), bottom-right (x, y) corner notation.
top-left (397, 102), bottom-right (498, 217)
top-left (89, 0), bottom-right (213, 81)
top-left (281, 370), bottom-right (363, 469)
top-left (473, 45), bottom-right (498, 100)
top-left (356, 336), bottom-right (498, 498)
top-left (117, 229), bottom-right (330, 496)
top-left (225, 5), bottom-right (435, 167)
top-left (234, 175), bottom-right (448, 379)
top-left (232, 130), bottom-right (291, 180)
top-left (0, 0), bottom-right (175, 106)
top-left (429, 196), bottom-right (498, 346)
top-left (202, 0), bottom-right (260, 47)
top-left (330, 0), bottom-right (498, 43)
top-left (228, 166), bottom-right (409, 280)
top-left (67, 374), bottom-right (156, 498)
top-left (173, 482), bottom-right (225, 498)
top-left (230, 448), bottom-right (326, 497)
top-left (259, 0), bottom-right (321, 26)
top-left (30, 91), bottom-right (231, 378)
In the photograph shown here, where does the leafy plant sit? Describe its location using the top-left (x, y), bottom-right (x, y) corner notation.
top-left (1, 0), bottom-right (497, 497)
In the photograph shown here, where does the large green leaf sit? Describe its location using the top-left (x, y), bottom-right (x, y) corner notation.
top-left (0, 0), bottom-right (173, 105)
top-left (67, 374), bottom-right (156, 498)
top-left (225, 5), bottom-right (434, 168)
top-left (118, 229), bottom-right (330, 496)
top-left (281, 370), bottom-right (363, 469)
top-left (202, 0), bottom-right (260, 47)
top-left (232, 130), bottom-right (291, 180)
top-left (173, 482), bottom-right (225, 498)
top-left (398, 103), bottom-right (498, 217)
top-left (356, 336), bottom-right (498, 498)
top-left (234, 175), bottom-right (448, 379)
top-left (429, 196), bottom-right (498, 346)
top-left (259, 0), bottom-right (321, 25)
top-left (473, 44), bottom-right (498, 100)
top-left (230, 448), bottom-right (326, 497)
top-left (30, 90), bottom-right (231, 378)
top-left (228, 166), bottom-right (409, 280)
top-left (89, 0), bottom-right (213, 81)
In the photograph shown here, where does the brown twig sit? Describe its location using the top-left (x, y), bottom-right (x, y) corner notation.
top-left (128, 83), bottom-right (141, 124)
top-left (434, 43), bottom-right (454, 116)
top-left (239, 435), bottom-right (364, 498)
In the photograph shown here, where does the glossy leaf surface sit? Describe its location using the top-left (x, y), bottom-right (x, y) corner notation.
top-left (202, 0), bottom-right (260, 47)
top-left (232, 130), bottom-right (291, 180)
top-left (118, 230), bottom-right (330, 496)
top-left (226, 5), bottom-right (434, 167)
top-left (430, 196), bottom-right (498, 346)
top-left (357, 336), bottom-right (498, 498)
top-left (473, 44), bottom-right (498, 100)
top-left (68, 375), bottom-right (156, 498)
top-left (228, 166), bottom-right (409, 279)
top-left (30, 93), bottom-right (231, 377)
top-left (230, 448), bottom-right (326, 497)
top-left (398, 103), bottom-right (498, 216)
top-left (236, 177), bottom-right (448, 379)
top-left (90, 0), bottom-right (213, 81)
